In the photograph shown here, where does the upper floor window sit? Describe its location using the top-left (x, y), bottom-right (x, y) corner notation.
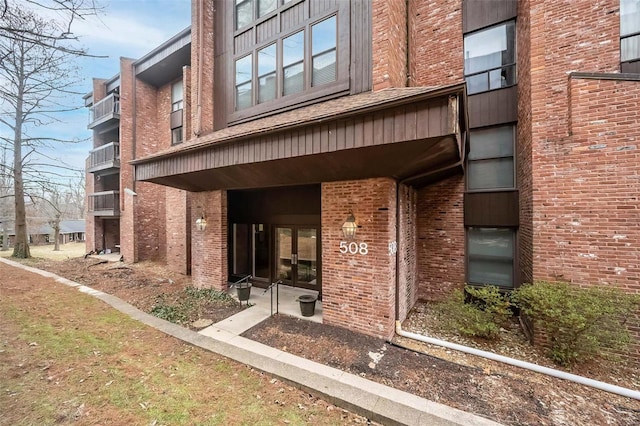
top-left (621, 0), bottom-right (640, 63)
top-left (234, 15), bottom-right (338, 111)
top-left (467, 124), bottom-right (515, 191)
top-left (172, 80), bottom-right (184, 111)
top-left (236, 0), bottom-right (285, 30)
top-left (464, 21), bottom-right (516, 95)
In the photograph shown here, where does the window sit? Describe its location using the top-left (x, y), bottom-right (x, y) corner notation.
top-left (467, 125), bottom-right (515, 190)
top-left (236, 0), bottom-right (278, 30)
top-left (172, 80), bottom-right (183, 111)
top-left (235, 54), bottom-right (253, 110)
top-left (283, 31), bottom-right (304, 96)
top-left (312, 16), bottom-right (337, 86)
top-left (172, 127), bottom-right (183, 145)
top-left (464, 21), bottom-right (516, 95)
top-left (468, 227), bottom-right (515, 288)
top-left (621, 0), bottom-right (640, 63)
top-left (234, 15), bottom-right (338, 111)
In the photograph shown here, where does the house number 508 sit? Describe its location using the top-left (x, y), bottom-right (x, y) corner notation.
top-left (339, 241), bottom-right (368, 255)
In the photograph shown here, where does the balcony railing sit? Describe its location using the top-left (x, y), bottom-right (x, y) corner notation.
top-left (88, 190), bottom-right (120, 217)
top-left (87, 142), bottom-right (120, 174)
top-left (88, 93), bottom-right (120, 129)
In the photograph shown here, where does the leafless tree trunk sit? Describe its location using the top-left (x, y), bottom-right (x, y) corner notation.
top-left (0, 4), bottom-right (96, 258)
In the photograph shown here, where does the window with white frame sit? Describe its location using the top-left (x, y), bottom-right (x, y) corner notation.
top-left (468, 227), bottom-right (515, 288)
top-left (621, 0), bottom-right (640, 63)
top-left (464, 21), bottom-right (516, 95)
top-left (467, 124), bottom-right (515, 191)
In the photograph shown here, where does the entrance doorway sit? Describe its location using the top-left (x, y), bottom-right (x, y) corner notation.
top-left (275, 226), bottom-right (319, 290)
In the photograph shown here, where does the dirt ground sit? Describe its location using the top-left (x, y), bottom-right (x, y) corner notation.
top-left (19, 256), bottom-right (640, 425)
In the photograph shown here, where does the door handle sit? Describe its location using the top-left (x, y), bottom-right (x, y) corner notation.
top-left (292, 254), bottom-right (297, 265)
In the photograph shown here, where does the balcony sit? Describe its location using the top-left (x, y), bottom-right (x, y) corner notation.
top-left (88, 190), bottom-right (120, 217)
top-left (87, 142), bottom-right (120, 175)
top-left (88, 93), bottom-right (120, 130)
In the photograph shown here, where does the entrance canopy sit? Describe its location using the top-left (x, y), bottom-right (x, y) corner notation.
top-left (132, 84), bottom-right (469, 191)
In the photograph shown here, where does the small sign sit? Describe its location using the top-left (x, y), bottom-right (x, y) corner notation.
top-left (339, 241), bottom-right (368, 255)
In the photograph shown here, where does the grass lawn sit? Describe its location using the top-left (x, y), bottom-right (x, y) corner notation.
top-left (0, 242), bottom-right (87, 261)
top-left (0, 262), bottom-right (365, 425)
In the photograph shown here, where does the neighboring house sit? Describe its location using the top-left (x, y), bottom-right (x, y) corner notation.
top-left (85, 0), bottom-right (640, 356)
top-left (4, 219), bottom-right (85, 246)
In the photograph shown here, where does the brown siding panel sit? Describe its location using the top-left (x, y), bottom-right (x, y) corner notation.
top-left (281, 1), bottom-right (307, 31)
top-left (256, 15), bottom-right (278, 44)
top-left (463, 0), bottom-right (518, 33)
top-left (464, 191), bottom-right (519, 227)
top-left (468, 86), bottom-right (518, 128)
top-left (234, 29), bottom-right (253, 55)
top-left (621, 61), bottom-right (640, 74)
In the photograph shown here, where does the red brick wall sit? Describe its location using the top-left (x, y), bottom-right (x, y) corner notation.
top-left (371, 0), bottom-right (407, 90)
top-left (119, 58), bottom-right (136, 263)
top-left (408, 0), bottom-right (463, 87)
top-left (527, 0), bottom-right (626, 285)
top-left (191, 190), bottom-right (227, 290)
top-left (397, 184), bottom-right (418, 322)
top-left (321, 178), bottom-right (397, 339)
top-left (517, 0), bottom-right (534, 285)
top-left (166, 187), bottom-right (190, 274)
top-left (132, 80), bottom-right (166, 262)
top-left (416, 175), bottom-right (465, 301)
top-left (532, 76), bottom-right (640, 289)
top-left (190, 0), bottom-right (215, 136)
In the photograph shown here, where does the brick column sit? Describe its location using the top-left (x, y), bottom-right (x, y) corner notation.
top-left (321, 178), bottom-right (397, 340)
top-left (191, 190), bottom-right (227, 290)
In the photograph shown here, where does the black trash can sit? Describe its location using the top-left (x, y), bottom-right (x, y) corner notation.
top-left (236, 283), bottom-right (252, 301)
top-left (297, 294), bottom-right (317, 317)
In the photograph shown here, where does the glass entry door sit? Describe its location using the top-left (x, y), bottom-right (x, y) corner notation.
top-left (275, 226), bottom-right (319, 290)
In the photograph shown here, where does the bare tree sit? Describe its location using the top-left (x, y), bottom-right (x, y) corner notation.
top-left (0, 0), bottom-right (101, 57)
top-left (0, 5), bottom-right (92, 258)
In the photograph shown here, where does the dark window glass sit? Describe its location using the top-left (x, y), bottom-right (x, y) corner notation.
top-left (235, 0), bottom-right (253, 30)
top-left (468, 125), bottom-right (515, 190)
top-left (312, 16), bottom-right (337, 86)
top-left (235, 54), bottom-right (253, 110)
top-left (468, 227), bottom-right (515, 288)
top-left (258, 44), bottom-right (277, 103)
top-left (172, 127), bottom-right (183, 145)
top-left (464, 21), bottom-right (516, 94)
top-left (283, 31), bottom-right (304, 96)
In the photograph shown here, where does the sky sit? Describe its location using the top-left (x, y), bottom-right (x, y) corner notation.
top-left (3, 0), bottom-right (192, 184)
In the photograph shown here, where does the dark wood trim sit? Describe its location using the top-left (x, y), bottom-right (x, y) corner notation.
top-left (462, 0), bottom-right (517, 34)
top-left (468, 86), bottom-right (518, 128)
top-left (464, 190), bottom-right (519, 227)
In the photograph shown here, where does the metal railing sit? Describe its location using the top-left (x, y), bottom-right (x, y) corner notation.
top-left (264, 280), bottom-right (283, 316)
top-left (88, 142), bottom-right (120, 169)
top-left (87, 190), bottom-right (120, 214)
top-left (89, 93), bottom-right (120, 125)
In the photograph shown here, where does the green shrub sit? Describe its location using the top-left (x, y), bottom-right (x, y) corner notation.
top-left (436, 286), bottom-right (512, 339)
top-left (513, 281), bottom-right (640, 367)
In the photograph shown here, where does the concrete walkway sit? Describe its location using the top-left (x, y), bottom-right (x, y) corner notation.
top-left (0, 257), bottom-right (502, 426)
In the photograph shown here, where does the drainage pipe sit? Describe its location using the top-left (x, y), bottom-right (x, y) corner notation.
top-left (395, 321), bottom-right (640, 401)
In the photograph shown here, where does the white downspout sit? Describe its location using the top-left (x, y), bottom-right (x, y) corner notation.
top-left (395, 321), bottom-right (640, 401)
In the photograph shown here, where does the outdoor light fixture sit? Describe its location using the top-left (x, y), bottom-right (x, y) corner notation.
top-left (195, 213), bottom-right (207, 231)
top-left (341, 211), bottom-right (358, 240)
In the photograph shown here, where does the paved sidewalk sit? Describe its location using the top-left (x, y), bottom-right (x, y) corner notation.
top-left (0, 257), bottom-right (501, 426)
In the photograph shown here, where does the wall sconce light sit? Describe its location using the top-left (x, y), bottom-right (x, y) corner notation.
top-left (195, 212), bottom-right (207, 231)
top-left (341, 211), bottom-right (357, 240)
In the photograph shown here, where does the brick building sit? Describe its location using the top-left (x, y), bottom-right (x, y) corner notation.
top-left (85, 0), bottom-right (639, 352)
